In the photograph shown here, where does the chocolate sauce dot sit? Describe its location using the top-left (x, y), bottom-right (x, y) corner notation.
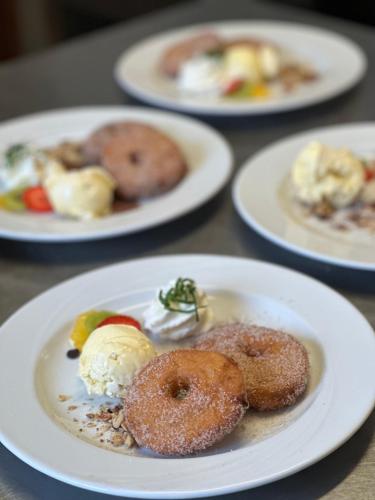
top-left (67, 348), bottom-right (80, 359)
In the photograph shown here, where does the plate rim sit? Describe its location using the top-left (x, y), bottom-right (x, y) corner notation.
top-left (232, 121), bottom-right (375, 271)
top-left (114, 19), bottom-right (367, 116)
top-left (0, 105), bottom-right (233, 243)
top-left (0, 254), bottom-right (375, 497)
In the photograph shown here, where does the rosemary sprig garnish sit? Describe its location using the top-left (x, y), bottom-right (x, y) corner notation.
top-left (158, 278), bottom-right (202, 321)
top-left (4, 143), bottom-right (29, 168)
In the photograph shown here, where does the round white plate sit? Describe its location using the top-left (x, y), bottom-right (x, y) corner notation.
top-left (233, 123), bottom-right (375, 270)
top-left (114, 21), bottom-right (366, 116)
top-left (0, 254), bottom-right (374, 498)
top-left (0, 107), bottom-right (232, 242)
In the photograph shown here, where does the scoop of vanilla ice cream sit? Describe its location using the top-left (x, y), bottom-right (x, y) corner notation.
top-left (79, 324), bottom-right (156, 398)
top-left (44, 166), bottom-right (116, 220)
top-left (360, 179), bottom-right (375, 205)
top-left (177, 55), bottom-right (224, 95)
top-left (223, 46), bottom-right (261, 83)
top-left (143, 280), bottom-right (211, 341)
top-left (291, 141), bottom-right (365, 208)
top-left (258, 45), bottom-right (280, 80)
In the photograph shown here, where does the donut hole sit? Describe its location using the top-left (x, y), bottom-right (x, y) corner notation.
top-left (242, 345), bottom-right (265, 358)
top-left (129, 151), bottom-right (141, 164)
top-left (165, 378), bottom-right (190, 400)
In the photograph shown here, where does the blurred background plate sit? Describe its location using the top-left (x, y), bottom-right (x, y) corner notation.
top-left (0, 106), bottom-right (232, 242)
top-left (114, 21), bottom-right (366, 116)
top-left (233, 123), bottom-right (375, 270)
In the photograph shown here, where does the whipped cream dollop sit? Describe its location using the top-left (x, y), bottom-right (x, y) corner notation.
top-left (177, 55), bottom-right (224, 95)
top-left (79, 324), bottom-right (156, 398)
top-left (291, 141), bottom-right (365, 208)
top-left (143, 279), bottom-right (211, 341)
top-left (0, 144), bottom-right (65, 192)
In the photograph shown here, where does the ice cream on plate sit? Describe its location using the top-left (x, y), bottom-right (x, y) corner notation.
top-left (44, 166), bottom-right (116, 220)
top-left (287, 140), bottom-right (375, 235)
top-left (223, 44), bottom-right (280, 82)
top-left (79, 324), bottom-right (156, 398)
top-left (291, 141), bottom-right (365, 208)
top-left (143, 277), bottom-right (211, 340)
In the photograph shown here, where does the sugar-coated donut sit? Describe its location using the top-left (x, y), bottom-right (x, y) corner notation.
top-left (82, 122), bottom-right (134, 165)
top-left (102, 123), bottom-right (187, 199)
top-left (195, 323), bottom-right (309, 411)
top-left (124, 349), bottom-right (247, 455)
top-left (160, 33), bottom-right (223, 77)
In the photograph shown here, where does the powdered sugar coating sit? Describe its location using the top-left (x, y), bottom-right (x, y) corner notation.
top-left (124, 350), bottom-right (247, 456)
top-left (195, 323), bottom-right (309, 411)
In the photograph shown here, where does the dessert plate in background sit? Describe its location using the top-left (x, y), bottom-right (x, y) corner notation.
top-left (233, 123), bottom-right (375, 270)
top-left (0, 254), bottom-right (374, 498)
top-left (0, 107), bottom-right (232, 242)
top-left (114, 21), bottom-right (366, 116)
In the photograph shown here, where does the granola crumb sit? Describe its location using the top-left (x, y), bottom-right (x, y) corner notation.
top-left (58, 394), bottom-right (71, 402)
top-left (111, 433), bottom-right (125, 447)
top-left (124, 433), bottom-right (135, 448)
top-left (67, 405), bottom-right (78, 411)
top-left (312, 199), bottom-right (334, 219)
top-left (112, 410), bottom-right (124, 429)
top-left (76, 404), bottom-right (136, 449)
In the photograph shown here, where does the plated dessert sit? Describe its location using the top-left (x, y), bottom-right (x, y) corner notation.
top-left (0, 121), bottom-right (187, 220)
top-left (0, 107), bottom-right (232, 242)
top-left (2, 254), bottom-right (373, 495)
top-left (289, 141), bottom-right (375, 233)
top-left (63, 277), bottom-right (310, 456)
top-left (233, 123), bottom-right (375, 269)
top-left (160, 31), bottom-right (317, 101)
top-left (115, 22), bottom-right (366, 115)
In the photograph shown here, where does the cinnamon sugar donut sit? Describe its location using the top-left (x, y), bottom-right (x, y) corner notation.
top-left (160, 32), bottom-right (223, 77)
top-left (195, 324), bottom-right (309, 411)
top-left (102, 124), bottom-right (187, 199)
top-left (124, 350), bottom-right (247, 456)
top-left (82, 122), bottom-right (134, 165)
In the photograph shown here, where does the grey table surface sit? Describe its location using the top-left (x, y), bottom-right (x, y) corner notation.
top-left (0, 0), bottom-right (375, 498)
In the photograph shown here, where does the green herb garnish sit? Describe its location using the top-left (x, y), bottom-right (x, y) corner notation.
top-left (205, 48), bottom-right (224, 59)
top-left (159, 278), bottom-right (202, 321)
top-left (4, 143), bottom-right (29, 168)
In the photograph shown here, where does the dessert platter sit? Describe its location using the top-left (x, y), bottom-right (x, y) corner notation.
top-left (233, 123), bottom-right (375, 270)
top-left (114, 21), bottom-right (366, 115)
top-left (0, 107), bottom-right (232, 242)
top-left (0, 255), bottom-right (374, 498)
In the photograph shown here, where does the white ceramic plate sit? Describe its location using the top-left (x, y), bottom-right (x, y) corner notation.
top-left (114, 21), bottom-right (366, 116)
top-left (0, 254), bottom-right (374, 498)
top-left (233, 123), bottom-right (375, 270)
top-left (0, 107), bottom-right (232, 242)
